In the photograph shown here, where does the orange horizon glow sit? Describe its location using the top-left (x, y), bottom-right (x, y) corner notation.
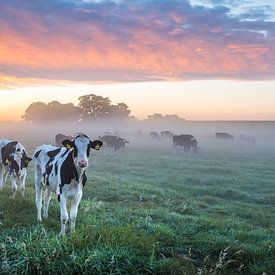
top-left (0, 1), bottom-right (274, 122)
top-left (0, 81), bottom-right (275, 122)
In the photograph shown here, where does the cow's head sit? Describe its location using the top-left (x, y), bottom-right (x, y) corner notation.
top-left (2, 142), bottom-right (32, 177)
top-left (62, 134), bottom-right (103, 169)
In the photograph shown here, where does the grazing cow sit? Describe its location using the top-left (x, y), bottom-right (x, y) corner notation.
top-left (33, 134), bottom-right (103, 236)
top-left (160, 131), bottom-right (173, 138)
top-left (55, 134), bottom-right (73, 147)
top-left (150, 132), bottom-right (160, 140)
top-left (240, 135), bottom-right (256, 144)
top-left (0, 139), bottom-right (32, 197)
top-left (215, 132), bottom-right (234, 140)
top-left (172, 135), bottom-right (198, 153)
top-left (99, 135), bottom-right (129, 153)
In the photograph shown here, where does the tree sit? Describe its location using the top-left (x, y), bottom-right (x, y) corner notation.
top-left (147, 113), bottom-right (185, 121)
top-left (78, 94), bottom-right (131, 121)
top-left (22, 102), bottom-right (47, 122)
top-left (109, 103), bottom-right (131, 119)
top-left (78, 94), bottom-right (112, 120)
top-left (22, 101), bottom-right (80, 122)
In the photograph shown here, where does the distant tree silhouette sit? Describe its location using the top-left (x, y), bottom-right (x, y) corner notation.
top-left (22, 93), bottom-right (135, 122)
top-left (22, 102), bottom-right (47, 122)
top-left (22, 101), bottom-right (80, 122)
top-left (147, 113), bottom-right (185, 121)
top-left (109, 103), bottom-right (131, 119)
top-left (78, 94), bottom-right (131, 121)
top-left (78, 94), bottom-right (111, 120)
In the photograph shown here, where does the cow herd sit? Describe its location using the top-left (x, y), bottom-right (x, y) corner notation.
top-left (0, 134), bottom-right (103, 236)
top-left (0, 130), bottom-right (256, 235)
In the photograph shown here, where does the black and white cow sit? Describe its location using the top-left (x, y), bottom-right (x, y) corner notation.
top-left (0, 139), bottom-right (32, 197)
top-left (33, 134), bottom-right (103, 236)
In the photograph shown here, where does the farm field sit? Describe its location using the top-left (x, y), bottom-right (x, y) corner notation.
top-left (0, 135), bottom-right (275, 274)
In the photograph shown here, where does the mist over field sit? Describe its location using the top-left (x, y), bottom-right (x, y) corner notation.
top-left (0, 120), bottom-right (274, 273)
top-left (1, 120), bottom-right (275, 149)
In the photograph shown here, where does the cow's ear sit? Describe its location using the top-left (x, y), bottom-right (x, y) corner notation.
top-left (24, 157), bottom-right (32, 163)
top-left (90, 140), bottom-right (103, 150)
top-left (62, 139), bottom-right (74, 149)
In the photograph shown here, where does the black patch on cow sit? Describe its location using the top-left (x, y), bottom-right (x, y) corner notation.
top-left (60, 150), bottom-right (78, 193)
top-left (43, 148), bottom-right (61, 185)
top-left (47, 148), bottom-right (61, 158)
top-left (34, 149), bottom-right (42, 158)
top-left (75, 134), bottom-right (89, 139)
top-left (82, 171), bottom-right (87, 187)
top-left (9, 159), bottom-right (19, 175)
top-left (1, 141), bottom-right (17, 165)
top-left (54, 162), bottom-right (58, 175)
top-left (45, 164), bottom-right (53, 186)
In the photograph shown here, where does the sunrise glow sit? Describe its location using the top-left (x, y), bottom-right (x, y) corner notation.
top-left (0, 0), bottom-right (275, 121)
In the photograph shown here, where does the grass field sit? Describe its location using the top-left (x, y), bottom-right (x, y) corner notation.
top-left (0, 137), bottom-right (274, 274)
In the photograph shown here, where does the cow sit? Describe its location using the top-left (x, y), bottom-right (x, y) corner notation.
top-left (150, 132), bottom-right (160, 140)
top-left (240, 135), bottom-right (256, 144)
top-left (160, 131), bottom-right (173, 138)
top-left (215, 132), bottom-right (234, 140)
top-left (172, 134), bottom-right (198, 153)
top-left (0, 139), bottom-right (32, 197)
top-left (99, 135), bottom-right (129, 154)
top-left (55, 134), bottom-right (73, 147)
top-left (33, 134), bottom-right (103, 236)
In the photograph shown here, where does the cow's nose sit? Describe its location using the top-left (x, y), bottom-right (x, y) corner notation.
top-left (78, 161), bottom-right (87, 168)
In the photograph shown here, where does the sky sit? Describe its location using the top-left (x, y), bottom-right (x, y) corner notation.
top-left (0, 0), bottom-right (275, 121)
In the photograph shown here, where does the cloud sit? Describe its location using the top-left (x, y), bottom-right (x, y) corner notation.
top-left (0, 0), bottom-right (275, 88)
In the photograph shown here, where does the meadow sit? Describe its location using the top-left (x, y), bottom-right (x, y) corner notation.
top-left (0, 129), bottom-right (274, 274)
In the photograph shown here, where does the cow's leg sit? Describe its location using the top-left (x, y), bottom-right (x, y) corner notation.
top-left (0, 166), bottom-right (9, 190)
top-left (19, 172), bottom-right (27, 196)
top-left (10, 174), bottom-right (17, 198)
top-left (35, 166), bottom-right (43, 222)
top-left (60, 195), bottom-right (69, 236)
top-left (3, 167), bottom-right (9, 186)
top-left (70, 189), bottom-right (83, 233)
top-left (43, 188), bottom-right (52, 219)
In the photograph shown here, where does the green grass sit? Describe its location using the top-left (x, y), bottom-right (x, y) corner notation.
top-left (0, 141), bottom-right (274, 274)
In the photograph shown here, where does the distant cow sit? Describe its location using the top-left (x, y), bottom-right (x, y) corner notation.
top-left (160, 131), bottom-right (173, 138)
top-left (33, 134), bottom-right (103, 236)
top-left (240, 135), bottom-right (256, 144)
top-left (0, 139), bottom-right (32, 197)
top-left (150, 132), bottom-right (160, 140)
top-left (55, 134), bottom-right (73, 147)
top-left (99, 135), bottom-right (129, 152)
top-left (215, 132), bottom-right (234, 140)
top-left (173, 135), bottom-right (198, 153)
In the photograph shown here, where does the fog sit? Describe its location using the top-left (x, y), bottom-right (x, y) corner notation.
top-left (1, 120), bottom-right (275, 155)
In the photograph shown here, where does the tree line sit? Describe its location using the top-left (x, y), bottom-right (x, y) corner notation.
top-left (22, 93), bottom-right (185, 123)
